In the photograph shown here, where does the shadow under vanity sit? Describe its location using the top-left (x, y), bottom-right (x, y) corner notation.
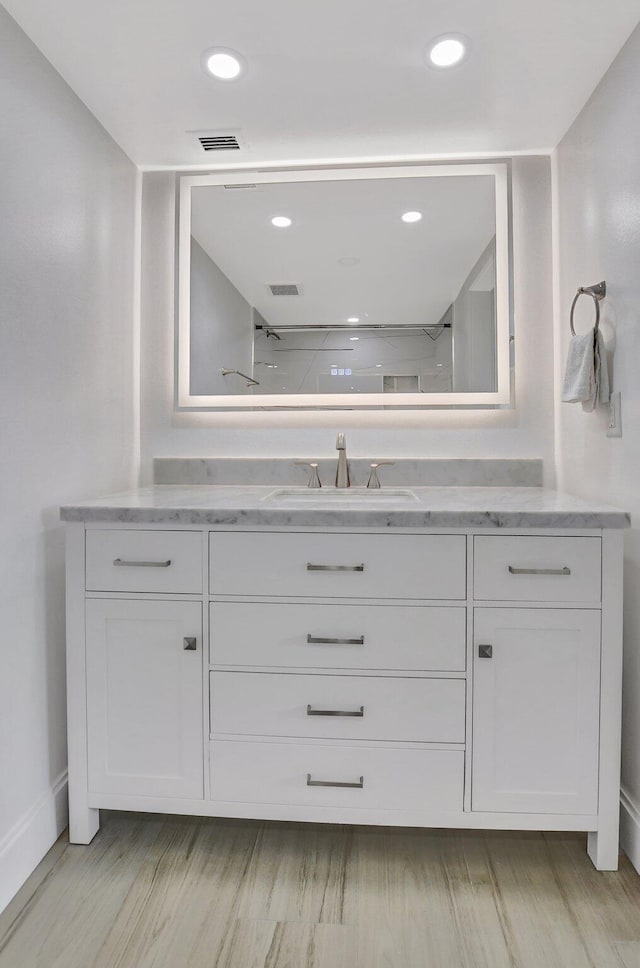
top-left (61, 458), bottom-right (629, 871)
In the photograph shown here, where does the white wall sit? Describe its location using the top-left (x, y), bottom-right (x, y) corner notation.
top-left (140, 157), bottom-right (555, 483)
top-left (0, 7), bottom-right (138, 911)
top-left (553, 22), bottom-right (640, 870)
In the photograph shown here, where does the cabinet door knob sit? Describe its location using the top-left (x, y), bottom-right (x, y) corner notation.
top-left (183, 637), bottom-right (197, 651)
top-left (478, 644), bottom-right (493, 658)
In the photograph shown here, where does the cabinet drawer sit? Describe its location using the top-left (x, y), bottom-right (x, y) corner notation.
top-left (473, 536), bottom-right (601, 602)
top-left (210, 602), bottom-right (466, 672)
top-left (86, 530), bottom-right (202, 593)
top-left (210, 532), bottom-right (466, 600)
top-left (210, 672), bottom-right (465, 743)
top-left (210, 740), bottom-right (464, 811)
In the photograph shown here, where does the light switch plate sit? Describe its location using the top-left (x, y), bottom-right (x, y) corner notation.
top-left (606, 392), bottom-right (622, 437)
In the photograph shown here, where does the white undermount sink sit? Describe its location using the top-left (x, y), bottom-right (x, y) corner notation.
top-left (262, 487), bottom-right (420, 505)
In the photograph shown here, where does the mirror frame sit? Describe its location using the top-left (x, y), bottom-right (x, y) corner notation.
top-left (176, 162), bottom-right (512, 410)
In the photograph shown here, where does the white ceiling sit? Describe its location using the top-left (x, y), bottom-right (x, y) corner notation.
top-left (3, 0), bottom-right (639, 168)
top-left (190, 175), bottom-right (496, 328)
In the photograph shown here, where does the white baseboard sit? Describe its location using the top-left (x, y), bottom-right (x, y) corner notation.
top-left (0, 771), bottom-right (68, 914)
top-left (621, 786), bottom-right (640, 875)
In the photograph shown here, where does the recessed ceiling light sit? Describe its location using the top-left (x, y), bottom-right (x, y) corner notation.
top-left (375, 363), bottom-right (383, 367)
top-left (349, 336), bottom-right (360, 341)
top-left (271, 216), bottom-right (293, 228)
top-left (347, 316), bottom-right (360, 323)
top-left (402, 211), bottom-right (423, 223)
top-left (202, 47), bottom-right (246, 80)
top-left (427, 34), bottom-right (468, 69)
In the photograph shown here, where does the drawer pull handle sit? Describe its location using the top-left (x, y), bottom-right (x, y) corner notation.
top-left (307, 704), bottom-right (364, 718)
top-left (508, 565), bottom-right (571, 576)
top-left (306, 773), bottom-right (364, 789)
top-left (113, 558), bottom-right (172, 568)
top-left (306, 635), bottom-right (365, 646)
top-left (478, 644), bottom-right (493, 658)
top-left (183, 637), bottom-right (197, 651)
top-left (306, 563), bottom-right (365, 572)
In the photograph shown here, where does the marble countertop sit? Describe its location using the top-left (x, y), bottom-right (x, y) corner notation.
top-left (60, 485), bottom-right (630, 529)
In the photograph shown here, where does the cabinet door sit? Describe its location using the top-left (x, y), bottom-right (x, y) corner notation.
top-left (472, 608), bottom-right (600, 815)
top-left (86, 599), bottom-right (203, 799)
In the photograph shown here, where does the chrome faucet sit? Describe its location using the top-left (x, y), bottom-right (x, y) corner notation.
top-left (335, 433), bottom-right (350, 488)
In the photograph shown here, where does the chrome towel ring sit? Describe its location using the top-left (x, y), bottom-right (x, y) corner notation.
top-left (570, 281), bottom-right (606, 336)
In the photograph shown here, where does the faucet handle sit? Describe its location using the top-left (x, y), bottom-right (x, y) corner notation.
top-left (367, 461), bottom-right (394, 489)
top-left (296, 461), bottom-right (322, 488)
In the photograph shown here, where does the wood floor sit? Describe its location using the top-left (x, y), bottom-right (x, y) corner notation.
top-left (1, 813), bottom-right (639, 968)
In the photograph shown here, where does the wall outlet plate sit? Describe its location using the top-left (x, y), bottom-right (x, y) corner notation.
top-left (606, 391), bottom-right (622, 437)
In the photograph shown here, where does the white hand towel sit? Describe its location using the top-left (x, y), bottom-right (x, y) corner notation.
top-left (561, 328), bottom-right (610, 411)
top-left (588, 329), bottom-right (610, 413)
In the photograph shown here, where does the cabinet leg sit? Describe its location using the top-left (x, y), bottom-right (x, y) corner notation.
top-left (69, 804), bottom-right (100, 845)
top-left (587, 829), bottom-right (619, 871)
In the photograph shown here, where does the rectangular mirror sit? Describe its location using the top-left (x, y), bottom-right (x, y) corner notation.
top-left (177, 163), bottom-right (511, 409)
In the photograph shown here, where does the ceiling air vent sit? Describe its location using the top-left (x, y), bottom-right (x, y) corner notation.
top-left (198, 134), bottom-right (241, 151)
top-left (268, 284), bottom-right (300, 296)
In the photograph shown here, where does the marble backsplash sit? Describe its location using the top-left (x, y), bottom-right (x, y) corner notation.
top-left (153, 458), bottom-right (543, 488)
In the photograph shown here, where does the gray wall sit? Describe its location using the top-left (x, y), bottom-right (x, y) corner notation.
top-left (553, 21), bottom-right (640, 869)
top-left (0, 6), bottom-right (138, 909)
top-left (190, 239), bottom-right (253, 396)
top-left (452, 242), bottom-right (496, 393)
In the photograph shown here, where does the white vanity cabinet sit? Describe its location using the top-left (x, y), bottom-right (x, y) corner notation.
top-left (64, 520), bottom-right (624, 870)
